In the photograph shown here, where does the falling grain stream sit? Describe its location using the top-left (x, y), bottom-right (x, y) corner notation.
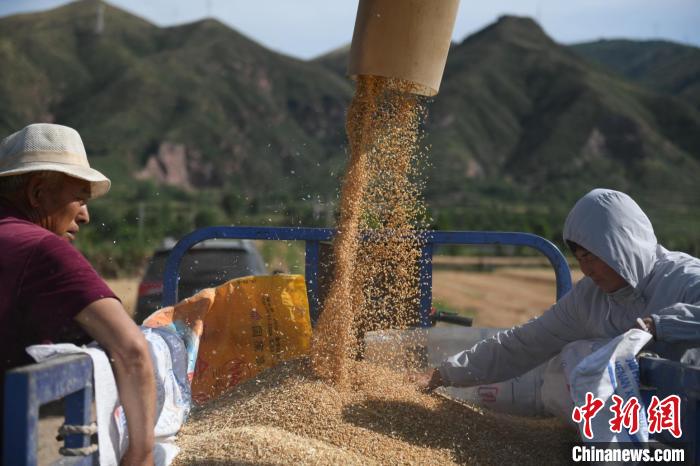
top-left (311, 75), bottom-right (428, 385)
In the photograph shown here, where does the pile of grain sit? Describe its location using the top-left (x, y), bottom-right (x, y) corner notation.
top-left (312, 75), bottom-right (429, 384)
top-left (174, 358), bottom-right (574, 465)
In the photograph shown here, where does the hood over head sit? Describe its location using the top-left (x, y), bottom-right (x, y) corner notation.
top-left (563, 189), bottom-right (657, 289)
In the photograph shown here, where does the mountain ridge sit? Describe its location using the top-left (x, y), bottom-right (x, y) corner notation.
top-left (1, 3), bottom-right (699, 262)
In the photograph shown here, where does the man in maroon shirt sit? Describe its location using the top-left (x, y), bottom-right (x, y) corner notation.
top-left (0, 123), bottom-right (155, 465)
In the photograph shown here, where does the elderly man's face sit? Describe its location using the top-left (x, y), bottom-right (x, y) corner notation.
top-left (31, 174), bottom-right (91, 241)
top-left (574, 247), bottom-right (628, 293)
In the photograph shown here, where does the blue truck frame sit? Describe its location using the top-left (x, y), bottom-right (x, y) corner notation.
top-left (4, 226), bottom-right (699, 465)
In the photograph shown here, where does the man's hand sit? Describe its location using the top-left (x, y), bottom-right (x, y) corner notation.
top-left (411, 368), bottom-right (444, 393)
top-left (636, 316), bottom-right (657, 339)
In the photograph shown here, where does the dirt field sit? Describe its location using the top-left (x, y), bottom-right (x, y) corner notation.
top-left (105, 278), bottom-right (139, 317)
top-left (103, 262), bottom-right (582, 327)
top-left (433, 266), bottom-right (583, 327)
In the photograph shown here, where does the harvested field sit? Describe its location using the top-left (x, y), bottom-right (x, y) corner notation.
top-left (37, 411), bottom-right (63, 466)
top-left (101, 264), bottom-right (583, 326)
top-left (105, 277), bottom-right (139, 317)
top-left (433, 266), bottom-right (583, 327)
top-left (175, 357), bottom-right (575, 465)
top-left (432, 255), bottom-right (577, 268)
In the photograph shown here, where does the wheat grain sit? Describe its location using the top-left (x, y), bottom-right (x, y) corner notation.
top-left (174, 358), bottom-right (574, 465)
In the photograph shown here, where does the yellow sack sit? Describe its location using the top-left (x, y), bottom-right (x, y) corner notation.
top-left (144, 275), bottom-right (311, 404)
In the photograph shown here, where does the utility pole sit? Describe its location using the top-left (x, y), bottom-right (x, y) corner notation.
top-left (138, 201), bottom-right (145, 242)
top-left (326, 196), bottom-right (335, 227)
top-left (95, 0), bottom-right (105, 34)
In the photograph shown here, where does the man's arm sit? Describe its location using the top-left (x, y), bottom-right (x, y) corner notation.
top-left (647, 276), bottom-right (700, 344)
top-left (646, 266), bottom-right (700, 346)
top-left (75, 298), bottom-right (155, 466)
top-left (437, 288), bottom-right (586, 387)
top-left (651, 302), bottom-right (700, 343)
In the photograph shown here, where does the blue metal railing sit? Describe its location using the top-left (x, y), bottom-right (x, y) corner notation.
top-left (639, 356), bottom-right (700, 463)
top-left (160, 226), bottom-right (574, 325)
top-left (3, 354), bottom-right (95, 466)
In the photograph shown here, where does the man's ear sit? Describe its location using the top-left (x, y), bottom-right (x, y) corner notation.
top-left (25, 174), bottom-right (45, 208)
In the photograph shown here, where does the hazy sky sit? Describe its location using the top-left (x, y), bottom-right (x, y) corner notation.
top-left (1, 0), bottom-right (698, 59)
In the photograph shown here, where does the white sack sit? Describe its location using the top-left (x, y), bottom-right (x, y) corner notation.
top-left (27, 326), bottom-right (191, 466)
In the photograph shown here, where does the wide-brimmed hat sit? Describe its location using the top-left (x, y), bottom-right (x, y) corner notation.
top-left (0, 123), bottom-right (111, 198)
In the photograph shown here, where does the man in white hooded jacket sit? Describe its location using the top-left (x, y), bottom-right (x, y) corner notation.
top-left (420, 188), bottom-right (700, 389)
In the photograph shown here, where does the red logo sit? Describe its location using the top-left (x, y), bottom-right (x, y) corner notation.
top-left (609, 394), bottom-right (641, 434)
top-left (477, 386), bottom-right (499, 403)
top-left (572, 394), bottom-right (683, 439)
top-left (222, 359), bottom-right (244, 390)
top-left (648, 395), bottom-right (682, 438)
top-left (572, 392), bottom-right (605, 439)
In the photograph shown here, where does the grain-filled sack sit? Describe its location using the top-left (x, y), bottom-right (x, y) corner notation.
top-left (145, 274), bottom-right (312, 404)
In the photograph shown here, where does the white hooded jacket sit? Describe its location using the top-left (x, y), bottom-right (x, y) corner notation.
top-left (439, 189), bottom-right (700, 386)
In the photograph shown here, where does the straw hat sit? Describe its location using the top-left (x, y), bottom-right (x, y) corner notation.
top-left (0, 123), bottom-right (111, 198)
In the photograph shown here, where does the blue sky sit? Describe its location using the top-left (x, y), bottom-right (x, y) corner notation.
top-left (1, 0), bottom-right (698, 59)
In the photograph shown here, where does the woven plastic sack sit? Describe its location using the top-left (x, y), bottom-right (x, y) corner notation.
top-left (144, 274), bottom-right (312, 404)
top-left (565, 329), bottom-right (653, 443)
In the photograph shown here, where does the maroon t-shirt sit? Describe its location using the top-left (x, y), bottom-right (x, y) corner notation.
top-left (0, 202), bottom-right (118, 452)
top-left (0, 202), bottom-right (117, 375)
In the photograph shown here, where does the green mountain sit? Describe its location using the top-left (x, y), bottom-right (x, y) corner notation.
top-left (0, 0), bottom-right (353, 201)
top-left (425, 18), bottom-right (700, 204)
top-left (1, 3), bottom-right (699, 272)
top-left (312, 44), bottom-right (350, 78)
top-left (571, 39), bottom-right (700, 109)
top-left (312, 18), bottom-right (700, 252)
